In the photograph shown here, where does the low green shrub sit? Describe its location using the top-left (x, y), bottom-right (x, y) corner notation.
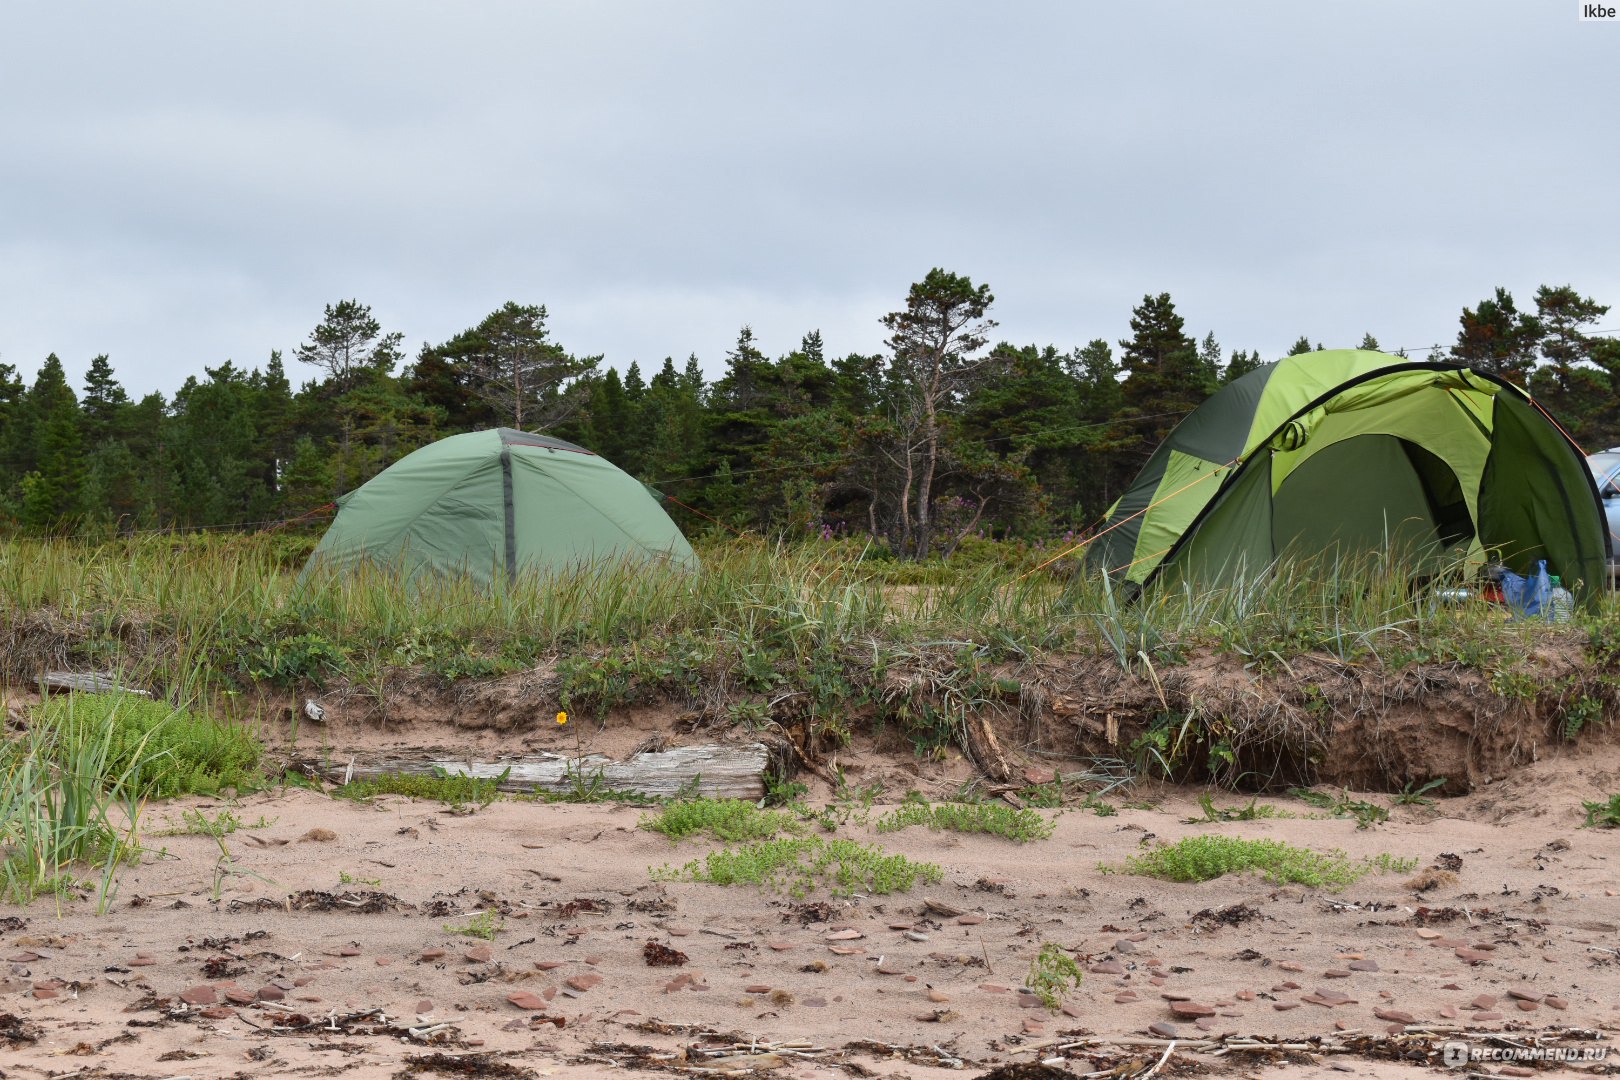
top-left (335, 766), bottom-right (506, 809)
top-left (1113, 835), bottom-right (1415, 889)
top-left (652, 836), bottom-right (942, 896)
top-left (874, 800), bottom-right (1054, 843)
top-left (641, 797), bottom-right (799, 842)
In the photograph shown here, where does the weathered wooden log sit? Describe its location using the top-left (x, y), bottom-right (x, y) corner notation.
top-left (39, 671), bottom-right (150, 697)
top-left (323, 742), bottom-right (771, 800)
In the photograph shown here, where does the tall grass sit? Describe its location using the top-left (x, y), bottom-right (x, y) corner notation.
top-left (1, 534), bottom-right (1609, 691)
top-left (0, 696), bottom-right (159, 908)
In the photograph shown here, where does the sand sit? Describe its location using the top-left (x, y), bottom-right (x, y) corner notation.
top-left (2, 721), bottom-right (1618, 1080)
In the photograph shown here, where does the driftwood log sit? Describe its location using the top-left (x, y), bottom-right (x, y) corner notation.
top-left (40, 671), bottom-right (150, 696)
top-left (322, 742), bottom-right (771, 800)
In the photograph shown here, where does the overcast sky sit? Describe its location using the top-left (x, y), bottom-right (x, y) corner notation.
top-left (2, 1), bottom-right (1616, 396)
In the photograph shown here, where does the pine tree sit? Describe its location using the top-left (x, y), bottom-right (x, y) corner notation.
top-left (878, 269), bottom-right (1000, 559)
top-left (18, 355), bottom-right (85, 527)
top-left (1119, 293), bottom-right (1207, 464)
top-left (1451, 288), bottom-right (1541, 382)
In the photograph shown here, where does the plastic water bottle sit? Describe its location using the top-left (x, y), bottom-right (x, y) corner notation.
top-left (1548, 575), bottom-right (1574, 624)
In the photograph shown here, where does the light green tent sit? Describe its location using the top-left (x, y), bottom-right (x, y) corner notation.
top-left (1088, 351), bottom-right (1605, 601)
top-left (305, 428), bottom-right (697, 585)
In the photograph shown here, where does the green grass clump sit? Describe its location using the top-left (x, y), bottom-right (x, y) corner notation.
top-left (1582, 794), bottom-right (1620, 828)
top-left (1114, 835), bottom-right (1416, 890)
top-left (652, 836), bottom-right (942, 897)
top-left (641, 797), bottom-right (800, 842)
top-left (1026, 943), bottom-right (1083, 1010)
top-left (874, 800), bottom-right (1054, 843)
top-left (32, 693), bottom-right (262, 799)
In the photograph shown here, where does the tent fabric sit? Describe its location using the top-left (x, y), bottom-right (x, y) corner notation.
top-left (305, 428), bottom-right (697, 585)
top-left (1087, 351), bottom-right (1606, 602)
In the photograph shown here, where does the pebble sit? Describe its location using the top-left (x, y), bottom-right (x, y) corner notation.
top-left (1546, 996), bottom-right (1569, 1010)
top-left (1160, 991), bottom-right (1191, 1001)
top-left (128, 956), bottom-right (157, 967)
top-left (1062, 1002), bottom-right (1084, 1018)
top-left (1517, 1000), bottom-right (1539, 1012)
top-left (980, 983), bottom-right (1011, 994)
top-left (1348, 960), bottom-right (1379, 972)
top-left (465, 946), bottom-right (492, 963)
top-left (824, 929), bottom-right (863, 941)
top-left (375, 957), bottom-right (391, 966)
top-left (421, 949), bottom-right (445, 961)
top-left (565, 973), bottom-right (602, 992)
top-left (956, 915), bottom-right (985, 926)
top-left (1455, 948), bottom-right (1492, 964)
top-left (1235, 990), bottom-right (1255, 1001)
top-left (1149, 1022), bottom-right (1179, 1038)
top-left (31, 987), bottom-right (58, 1000)
top-left (1169, 1001), bottom-right (1214, 1018)
top-left (256, 986), bottom-right (285, 1001)
top-left (1322, 969), bottom-right (1351, 979)
top-left (1373, 1008), bottom-right (1415, 1024)
top-left (1469, 994), bottom-right (1497, 1010)
top-left (1473, 1010), bottom-right (1503, 1021)
top-left (766, 941), bottom-right (797, 951)
top-left (534, 961), bottom-right (564, 971)
top-left (803, 997), bottom-right (827, 1008)
top-left (1506, 988), bottom-right (1542, 1002)
top-left (927, 990), bottom-right (950, 1003)
top-left (1273, 1002), bottom-right (1301, 1011)
top-left (337, 946), bottom-right (360, 957)
top-left (224, 988), bottom-right (255, 1005)
top-left (1415, 929), bottom-right (1441, 939)
top-left (507, 991), bottom-right (547, 1010)
top-left (1439, 1005), bottom-right (1458, 1018)
top-left (199, 1006), bottom-right (234, 1020)
top-left (746, 984), bottom-right (772, 993)
top-left (1090, 959), bottom-right (1125, 975)
top-left (179, 985), bottom-right (218, 1005)
top-left (828, 945), bottom-right (863, 955)
top-left (1022, 1019), bottom-right (1044, 1035)
top-left (1278, 961), bottom-right (1303, 972)
top-left (416, 999), bottom-right (433, 1014)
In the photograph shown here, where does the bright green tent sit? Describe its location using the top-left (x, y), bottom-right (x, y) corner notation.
top-left (305, 428), bottom-right (697, 585)
top-left (1087, 351), bottom-right (1606, 601)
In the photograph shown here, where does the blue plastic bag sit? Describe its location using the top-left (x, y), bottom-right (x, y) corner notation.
top-left (1500, 560), bottom-right (1552, 618)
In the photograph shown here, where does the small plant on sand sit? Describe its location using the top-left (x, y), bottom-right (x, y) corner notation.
top-left (651, 836), bottom-right (942, 897)
top-left (1289, 787), bottom-right (1389, 829)
top-left (874, 800), bottom-right (1054, 843)
top-left (1025, 943), bottom-right (1083, 1011)
top-left (339, 870), bottom-right (382, 887)
top-left (1111, 835), bottom-right (1415, 890)
top-left (1185, 793), bottom-right (1286, 823)
top-left (157, 808), bottom-right (273, 838)
top-left (445, 910), bottom-right (504, 940)
top-left (1582, 794), bottom-right (1620, 828)
top-left (1391, 778), bottom-right (1447, 807)
top-left (641, 797), bottom-right (801, 842)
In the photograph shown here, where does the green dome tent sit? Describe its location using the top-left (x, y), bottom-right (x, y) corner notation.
top-left (1087, 351), bottom-right (1605, 602)
top-left (304, 428), bottom-right (697, 585)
